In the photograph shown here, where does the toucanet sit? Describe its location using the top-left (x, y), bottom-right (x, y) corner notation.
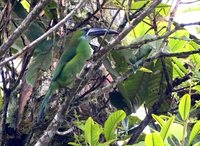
top-left (38, 28), bottom-right (118, 121)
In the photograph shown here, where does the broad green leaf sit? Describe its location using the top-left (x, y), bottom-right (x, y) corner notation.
top-left (104, 110), bottom-right (126, 141)
top-left (117, 70), bottom-right (149, 112)
top-left (172, 61), bottom-right (186, 78)
top-left (109, 51), bottom-right (129, 74)
top-left (26, 40), bottom-right (53, 86)
top-left (172, 57), bottom-right (189, 86)
top-left (145, 58), bottom-right (172, 111)
top-left (84, 117), bottom-right (102, 146)
top-left (169, 29), bottom-right (189, 53)
top-left (12, 1), bottom-right (54, 86)
top-left (145, 132), bottom-right (164, 146)
top-left (152, 114), bottom-right (165, 127)
top-left (132, 20), bottom-right (152, 38)
top-left (168, 123), bottom-right (184, 142)
top-left (129, 44), bottom-right (153, 66)
top-left (160, 116), bottom-right (175, 140)
top-left (179, 94), bottom-right (191, 121)
top-left (189, 121), bottom-right (200, 145)
top-left (115, 58), bottom-right (172, 113)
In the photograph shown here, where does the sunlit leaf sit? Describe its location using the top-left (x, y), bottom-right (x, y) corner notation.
top-left (145, 132), bottom-right (164, 146)
top-left (84, 117), bottom-right (102, 146)
top-left (169, 123), bottom-right (184, 142)
top-left (139, 67), bottom-right (152, 73)
top-left (68, 142), bottom-right (81, 146)
top-left (160, 116), bottom-right (175, 140)
top-left (104, 110), bottom-right (126, 141)
top-left (189, 121), bottom-right (200, 145)
top-left (20, 0), bottom-right (30, 12)
top-left (152, 114), bottom-right (165, 127)
top-left (179, 94), bottom-right (191, 121)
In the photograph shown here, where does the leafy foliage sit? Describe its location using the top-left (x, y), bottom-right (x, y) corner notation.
top-left (69, 110), bottom-right (125, 146)
top-left (1, 0), bottom-right (200, 145)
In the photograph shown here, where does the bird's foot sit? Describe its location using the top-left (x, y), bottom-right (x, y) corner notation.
top-left (75, 74), bottom-right (82, 80)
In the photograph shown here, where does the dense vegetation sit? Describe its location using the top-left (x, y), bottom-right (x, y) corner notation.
top-left (0, 0), bottom-right (200, 145)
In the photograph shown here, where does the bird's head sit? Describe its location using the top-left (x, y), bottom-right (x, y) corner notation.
top-left (82, 28), bottom-right (118, 40)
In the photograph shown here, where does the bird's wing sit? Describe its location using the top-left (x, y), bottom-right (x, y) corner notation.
top-left (52, 30), bottom-right (84, 81)
top-left (52, 45), bottom-right (77, 81)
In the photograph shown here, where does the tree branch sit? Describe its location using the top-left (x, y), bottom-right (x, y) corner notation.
top-left (34, 1), bottom-right (85, 145)
top-left (0, 0), bottom-right (85, 68)
top-left (93, 0), bottom-right (162, 61)
top-left (0, 0), bottom-right (51, 57)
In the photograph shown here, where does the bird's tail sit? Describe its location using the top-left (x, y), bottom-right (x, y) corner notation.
top-left (37, 82), bottom-right (59, 122)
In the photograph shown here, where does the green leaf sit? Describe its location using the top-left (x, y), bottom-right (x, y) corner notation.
top-left (68, 142), bottom-right (81, 146)
top-left (179, 94), bottom-right (191, 121)
top-left (187, 41), bottom-right (200, 70)
top-left (26, 40), bottom-right (53, 86)
top-left (131, 1), bottom-right (149, 10)
top-left (104, 110), bottom-right (126, 141)
top-left (172, 57), bottom-right (188, 76)
top-left (110, 50), bottom-right (129, 74)
top-left (115, 58), bottom-right (172, 113)
top-left (168, 123), bottom-right (184, 142)
top-left (44, 1), bottom-right (58, 19)
top-left (169, 30), bottom-right (189, 53)
top-left (189, 121), bottom-right (200, 145)
top-left (145, 132), bottom-right (164, 146)
top-left (152, 114), bottom-right (165, 127)
top-left (155, 3), bottom-right (171, 16)
top-left (84, 117), bottom-right (102, 146)
top-left (172, 60), bottom-right (186, 78)
top-left (129, 44), bottom-right (153, 66)
top-left (20, 0), bottom-right (30, 12)
top-left (12, 1), bottom-right (54, 86)
top-left (160, 116), bottom-right (175, 141)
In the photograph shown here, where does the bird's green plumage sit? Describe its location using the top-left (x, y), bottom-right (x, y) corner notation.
top-left (37, 28), bottom-right (118, 122)
top-left (38, 30), bottom-right (92, 121)
top-left (52, 30), bottom-right (92, 84)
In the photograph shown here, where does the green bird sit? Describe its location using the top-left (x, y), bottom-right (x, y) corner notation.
top-left (38, 28), bottom-right (118, 121)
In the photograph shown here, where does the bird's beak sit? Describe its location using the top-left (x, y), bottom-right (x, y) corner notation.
top-left (86, 28), bottom-right (118, 37)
